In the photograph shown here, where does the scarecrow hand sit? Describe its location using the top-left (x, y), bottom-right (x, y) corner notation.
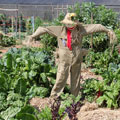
top-left (28, 35), bottom-right (33, 42)
top-left (107, 29), bottom-right (117, 44)
top-left (23, 35), bottom-right (34, 47)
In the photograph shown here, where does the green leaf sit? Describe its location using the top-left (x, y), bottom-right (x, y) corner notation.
top-left (16, 58), bottom-right (22, 63)
top-left (96, 96), bottom-right (105, 105)
top-left (8, 118), bottom-right (18, 120)
top-left (7, 91), bottom-right (22, 101)
top-left (43, 64), bottom-right (51, 73)
top-left (6, 53), bottom-right (13, 69)
top-left (0, 92), bottom-right (6, 101)
top-left (49, 67), bottom-right (57, 74)
top-left (24, 59), bottom-right (31, 71)
top-left (18, 105), bottom-right (35, 114)
top-left (107, 99), bottom-right (113, 108)
top-left (38, 106), bottom-right (52, 120)
top-left (29, 70), bottom-right (37, 79)
top-left (26, 86), bottom-right (49, 98)
top-left (112, 101), bottom-right (118, 108)
top-left (16, 113), bottom-right (37, 120)
top-left (14, 78), bottom-right (27, 95)
top-left (0, 107), bottom-right (21, 120)
top-left (104, 92), bottom-right (114, 100)
top-left (113, 89), bottom-right (119, 97)
top-left (40, 73), bottom-right (48, 83)
top-left (22, 72), bottom-right (28, 79)
top-left (0, 72), bottom-right (9, 91)
top-left (0, 74), bottom-right (5, 90)
top-left (11, 100), bottom-right (24, 107)
top-left (0, 116), bottom-right (4, 120)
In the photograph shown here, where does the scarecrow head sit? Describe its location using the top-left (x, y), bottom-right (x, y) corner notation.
top-left (61, 13), bottom-right (77, 28)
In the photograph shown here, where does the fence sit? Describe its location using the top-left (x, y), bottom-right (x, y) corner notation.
top-left (0, 4), bottom-right (120, 20)
top-left (0, 4), bottom-right (70, 21)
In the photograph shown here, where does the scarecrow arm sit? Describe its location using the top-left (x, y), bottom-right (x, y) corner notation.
top-left (27, 26), bottom-right (62, 46)
top-left (82, 24), bottom-right (117, 44)
top-left (30, 26), bottom-right (61, 39)
top-left (82, 24), bottom-right (108, 35)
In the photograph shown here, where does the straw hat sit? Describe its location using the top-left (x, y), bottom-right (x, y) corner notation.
top-left (61, 13), bottom-right (77, 25)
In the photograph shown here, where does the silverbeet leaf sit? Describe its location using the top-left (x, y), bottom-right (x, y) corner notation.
top-left (0, 107), bottom-right (21, 120)
top-left (16, 113), bottom-right (37, 120)
top-left (14, 78), bottom-right (27, 96)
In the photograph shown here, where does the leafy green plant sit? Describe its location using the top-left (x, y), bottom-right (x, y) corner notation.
top-left (96, 80), bottom-right (120, 108)
top-left (81, 61), bottom-right (120, 108)
top-left (82, 45), bottom-right (120, 108)
top-left (0, 47), bottom-right (57, 119)
top-left (38, 106), bottom-right (52, 120)
top-left (26, 85), bottom-right (49, 99)
top-left (16, 105), bottom-right (38, 120)
top-left (0, 107), bottom-right (21, 120)
top-left (85, 47), bottom-right (119, 74)
top-left (1, 36), bottom-right (16, 47)
top-left (81, 79), bottom-right (100, 102)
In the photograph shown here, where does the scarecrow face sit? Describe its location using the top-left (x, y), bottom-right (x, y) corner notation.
top-left (65, 23), bottom-right (76, 28)
top-left (61, 13), bottom-right (77, 29)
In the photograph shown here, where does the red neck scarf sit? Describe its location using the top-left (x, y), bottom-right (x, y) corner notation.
top-left (67, 27), bottom-right (74, 50)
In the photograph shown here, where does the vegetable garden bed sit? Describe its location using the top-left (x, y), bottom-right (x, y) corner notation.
top-left (1, 2), bottom-right (120, 120)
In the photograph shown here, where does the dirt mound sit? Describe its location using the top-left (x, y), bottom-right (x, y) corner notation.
top-left (77, 108), bottom-right (120, 120)
top-left (29, 97), bottom-right (51, 111)
top-left (65, 102), bottom-right (120, 120)
top-left (78, 109), bottom-right (120, 120)
top-left (29, 97), bottom-right (120, 120)
top-left (76, 102), bottom-right (120, 120)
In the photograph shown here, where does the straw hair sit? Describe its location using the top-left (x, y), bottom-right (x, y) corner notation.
top-left (61, 13), bottom-right (77, 25)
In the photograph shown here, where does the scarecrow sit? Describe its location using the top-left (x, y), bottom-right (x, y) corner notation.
top-left (28, 13), bottom-right (117, 97)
